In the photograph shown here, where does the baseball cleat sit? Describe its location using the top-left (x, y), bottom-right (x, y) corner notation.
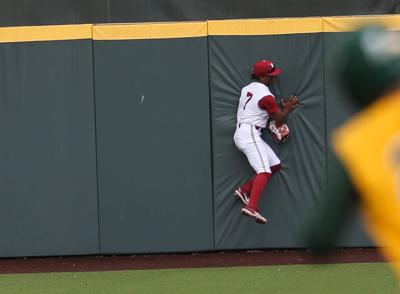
top-left (234, 188), bottom-right (249, 205)
top-left (241, 207), bottom-right (267, 224)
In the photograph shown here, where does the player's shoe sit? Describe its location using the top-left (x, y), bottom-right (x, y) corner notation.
top-left (241, 206), bottom-right (267, 224)
top-left (234, 188), bottom-right (249, 205)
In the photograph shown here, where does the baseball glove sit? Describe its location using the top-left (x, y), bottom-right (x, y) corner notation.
top-left (268, 120), bottom-right (289, 143)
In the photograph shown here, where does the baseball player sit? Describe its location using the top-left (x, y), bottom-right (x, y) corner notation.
top-left (233, 60), bottom-right (298, 224)
top-left (306, 25), bottom-right (400, 279)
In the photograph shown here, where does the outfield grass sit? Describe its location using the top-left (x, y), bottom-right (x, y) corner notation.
top-left (0, 263), bottom-right (397, 294)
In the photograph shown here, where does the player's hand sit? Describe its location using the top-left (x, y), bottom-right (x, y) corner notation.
top-left (281, 95), bottom-right (299, 112)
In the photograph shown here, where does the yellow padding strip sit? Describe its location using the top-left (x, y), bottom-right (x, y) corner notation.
top-left (323, 15), bottom-right (400, 32)
top-left (208, 18), bottom-right (322, 36)
top-left (0, 15), bottom-right (399, 43)
top-left (93, 22), bottom-right (207, 40)
top-left (0, 24), bottom-right (92, 43)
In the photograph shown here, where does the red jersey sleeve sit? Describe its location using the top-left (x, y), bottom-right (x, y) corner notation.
top-left (258, 95), bottom-right (279, 115)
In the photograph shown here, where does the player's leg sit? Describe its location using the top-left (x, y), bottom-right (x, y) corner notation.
top-left (238, 128), bottom-right (272, 223)
top-left (234, 175), bottom-right (254, 204)
top-left (241, 141), bottom-right (281, 223)
top-left (233, 127), bottom-right (256, 205)
top-left (241, 172), bottom-right (271, 224)
top-left (235, 146), bottom-right (279, 204)
top-left (242, 141), bottom-right (280, 213)
top-left (246, 172), bottom-right (272, 210)
top-left (240, 176), bottom-right (255, 194)
top-left (236, 170), bottom-right (276, 208)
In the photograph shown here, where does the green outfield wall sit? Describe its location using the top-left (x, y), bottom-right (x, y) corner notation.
top-left (0, 25), bottom-right (99, 257)
top-left (208, 19), bottom-right (327, 249)
top-left (92, 23), bottom-right (214, 253)
top-left (1, 15), bottom-right (399, 256)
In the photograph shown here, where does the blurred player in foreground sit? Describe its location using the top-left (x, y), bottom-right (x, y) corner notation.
top-left (306, 25), bottom-right (400, 279)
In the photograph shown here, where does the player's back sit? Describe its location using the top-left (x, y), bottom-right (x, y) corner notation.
top-left (236, 82), bottom-right (272, 128)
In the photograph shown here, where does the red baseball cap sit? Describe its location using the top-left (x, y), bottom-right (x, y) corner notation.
top-left (252, 60), bottom-right (282, 77)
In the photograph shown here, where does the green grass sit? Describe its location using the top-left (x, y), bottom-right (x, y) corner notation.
top-left (0, 263), bottom-right (398, 294)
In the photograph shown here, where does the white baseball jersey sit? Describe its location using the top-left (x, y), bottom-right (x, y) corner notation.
top-left (234, 82), bottom-right (280, 174)
top-left (236, 82), bottom-right (274, 128)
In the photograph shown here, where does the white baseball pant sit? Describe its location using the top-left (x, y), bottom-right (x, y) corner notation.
top-left (234, 123), bottom-right (280, 174)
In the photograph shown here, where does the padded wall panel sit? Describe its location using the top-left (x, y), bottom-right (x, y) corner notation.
top-left (94, 34), bottom-right (214, 253)
top-left (209, 33), bottom-right (327, 249)
top-left (0, 40), bottom-right (99, 257)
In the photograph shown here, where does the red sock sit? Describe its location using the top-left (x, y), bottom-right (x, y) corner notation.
top-left (271, 163), bottom-right (281, 175)
top-left (240, 176), bottom-right (255, 195)
top-left (247, 172), bottom-right (271, 209)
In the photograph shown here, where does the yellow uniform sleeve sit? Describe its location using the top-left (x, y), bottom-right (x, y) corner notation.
top-left (333, 89), bottom-right (400, 279)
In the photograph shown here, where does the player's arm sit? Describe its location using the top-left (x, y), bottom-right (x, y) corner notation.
top-left (271, 95), bottom-right (298, 126)
top-left (258, 95), bottom-right (298, 126)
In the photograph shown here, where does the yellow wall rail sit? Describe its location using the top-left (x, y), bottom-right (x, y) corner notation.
top-left (0, 15), bottom-right (399, 43)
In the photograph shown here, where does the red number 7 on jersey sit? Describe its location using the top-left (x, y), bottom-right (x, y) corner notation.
top-left (244, 92), bottom-right (253, 110)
